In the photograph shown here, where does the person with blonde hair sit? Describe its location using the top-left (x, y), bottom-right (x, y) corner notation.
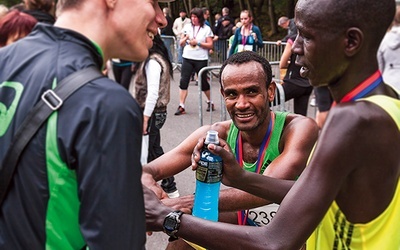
top-left (228, 10), bottom-right (263, 56)
top-left (0, 4), bottom-right (8, 18)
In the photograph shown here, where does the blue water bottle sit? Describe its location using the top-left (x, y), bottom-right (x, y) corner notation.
top-left (193, 130), bottom-right (223, 221)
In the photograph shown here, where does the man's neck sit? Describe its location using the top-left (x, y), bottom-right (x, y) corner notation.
top-left (240, 118), bottom-right (271, 147)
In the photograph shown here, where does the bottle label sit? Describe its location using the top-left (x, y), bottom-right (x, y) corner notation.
top-left (196, 150), bottom-right (222, 183)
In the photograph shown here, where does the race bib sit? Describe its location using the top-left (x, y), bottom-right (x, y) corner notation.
top-left (237, 44), bottom-right (253, 52)
top-left (247, 203), bottom-right (279, 227)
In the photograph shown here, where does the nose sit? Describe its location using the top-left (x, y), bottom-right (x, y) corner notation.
top-left (235, 95), bottom-right (250, 110)
top-left (155, 4), bottom-right (167, 28)
top-left (291, 34), bottom-right (303, 55)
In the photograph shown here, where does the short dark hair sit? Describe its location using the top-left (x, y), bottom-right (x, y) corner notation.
top-left (220, 51), bottom-right (273, 89)
top-left (24, 0), bottom-right (54, 12)
top-left (190, 7), bottom-right (205, 27)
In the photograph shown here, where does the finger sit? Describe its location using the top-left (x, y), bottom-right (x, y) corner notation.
top-left (207, 143), bottom-right (235, 164)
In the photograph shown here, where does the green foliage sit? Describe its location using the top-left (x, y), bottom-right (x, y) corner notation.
top-left (161, 0), bottom-right (296, 41)
top-left (0, 0), bottom-right (21, 8)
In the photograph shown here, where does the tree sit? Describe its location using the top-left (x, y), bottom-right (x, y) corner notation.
top-left (0, 0), bottom-right (22, 8)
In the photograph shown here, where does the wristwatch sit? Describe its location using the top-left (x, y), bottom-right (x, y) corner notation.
top-left (197, 42), bottom-right (201, 47)
top-left (163, 210), bottom-right (184, 242)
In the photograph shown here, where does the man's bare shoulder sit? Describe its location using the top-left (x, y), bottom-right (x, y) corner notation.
top-left (210, 120), bottom-right (232, 140)
top-left (283, 113), bottom-right (319, 134)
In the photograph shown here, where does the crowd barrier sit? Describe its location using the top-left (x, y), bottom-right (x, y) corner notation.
top-left (160, 35), bottom-right (180, 70)
top-left (163, 36), bottom-right (287, 68)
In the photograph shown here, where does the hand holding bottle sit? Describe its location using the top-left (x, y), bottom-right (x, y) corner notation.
top-left (191, 135), bottom-right (245, 188)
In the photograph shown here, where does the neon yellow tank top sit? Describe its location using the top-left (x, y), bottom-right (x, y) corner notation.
top-left (307, 95), bottom-right (400, 250)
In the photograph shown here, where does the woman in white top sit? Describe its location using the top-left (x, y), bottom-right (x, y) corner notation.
top-left (174, 7), bottom-right (214, 115)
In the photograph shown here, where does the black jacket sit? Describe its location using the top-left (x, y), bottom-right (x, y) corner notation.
top-left (0, 24), bottom-right (145, 249)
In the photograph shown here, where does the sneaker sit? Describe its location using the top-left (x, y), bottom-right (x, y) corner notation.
top-left (167, 190), bottom-right (180, 198)
top-left (206, 102), bottom-right (215, 112)
top-left (174, 105), bottom-right (186, 115)
top-left (310, 97), bottom-right (316, 107)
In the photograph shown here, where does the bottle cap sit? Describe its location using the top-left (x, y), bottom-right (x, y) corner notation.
top-left (205, 130), bottom-right (219, 145)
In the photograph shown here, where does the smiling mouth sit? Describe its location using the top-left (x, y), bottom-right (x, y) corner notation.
top-left (236, 113), bottom-right (254, 119)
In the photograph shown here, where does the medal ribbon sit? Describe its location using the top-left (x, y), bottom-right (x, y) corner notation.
top-left (332, 70), bottom-right (383, 106)
top-left (235, 111), bottom-right (275, 225)
top-left (192, 25), bottom-right (201, 40)
top-left (241, 25), bottom-right (253, 45)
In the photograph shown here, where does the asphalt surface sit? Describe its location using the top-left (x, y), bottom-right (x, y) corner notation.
top-left (145, 67), bottom-right (317, 249)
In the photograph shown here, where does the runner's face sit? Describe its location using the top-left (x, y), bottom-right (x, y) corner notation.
top-left (292, 0), bottom-right (348, 87)
top-left (221, 63), bottom-right (271, 131)
top-left (111, 0), bottom-right (167, 61)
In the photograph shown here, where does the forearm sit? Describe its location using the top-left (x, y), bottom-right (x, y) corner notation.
top-left (218, 187), bottom-right (271, 212)
top-left (232, 171), bottom-right (294, 203)
top-left (198, 41), bottom-right (213, 50)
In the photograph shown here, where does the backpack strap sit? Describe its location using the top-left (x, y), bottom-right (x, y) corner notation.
top-left (0, 67), bottom-right (103, 206)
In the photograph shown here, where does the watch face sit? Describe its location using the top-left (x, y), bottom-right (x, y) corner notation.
top-left (164, 217), bottom-right (177, 231)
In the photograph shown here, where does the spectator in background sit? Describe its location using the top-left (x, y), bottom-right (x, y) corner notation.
top-left (229, 10), bottom-right (263, 57)
top-left (0, 10), bottom-right (37, 47)
top-left (279, 34), bottom-right (313, 116)
top-left (202, 7), bottom-right (211, 27)
top-left (174, 7), bottom-right (214, 115)
top-left (172, 9), bottom-right (191, 65)
top-left (377, 5), bottom-right (400, 92)
top-left (160, 7), bottom-right (174, 62)
top-left (276, 16), bottom-right (297, 45)
top-left (130, 34), bottom-right (179, 198)
top-left (214, 16), bottom-right (234, 62)
top-left (109, 59), bottom-right (134, 90)
top-left (23, 0), bottom-right (55, 24)
top-left (0, 4), bottom-right (8, 18)
top-left (214, 7), bottom-right (233, 56)
top-left (214, 13), bottom-right (221, 32)
top-left (214, 7), bottom-right (233, 33)
top-left (228, 21), bottom-right (242, 54)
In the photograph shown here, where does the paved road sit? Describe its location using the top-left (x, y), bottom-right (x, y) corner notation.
top-left (145, 68), bottom-right (317, 249)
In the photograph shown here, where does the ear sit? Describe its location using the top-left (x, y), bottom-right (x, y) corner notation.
top-left (267, 81), bottom-right (276, 103)
top-left (105, 0), bottom-right (117, 9)
top-left (344, 27), bottom-right (363, 57)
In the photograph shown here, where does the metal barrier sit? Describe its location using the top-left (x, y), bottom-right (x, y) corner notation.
top-left (197, 66), bottom-right (227, 126)
top-left (160, 35), bottom-right (179, 70)
top-left (209, 40), bottom-right (287, 65)
top-left (258, 41), bottom-right (287, 62)
top-left (198, 62), bottom-right (287, 126)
